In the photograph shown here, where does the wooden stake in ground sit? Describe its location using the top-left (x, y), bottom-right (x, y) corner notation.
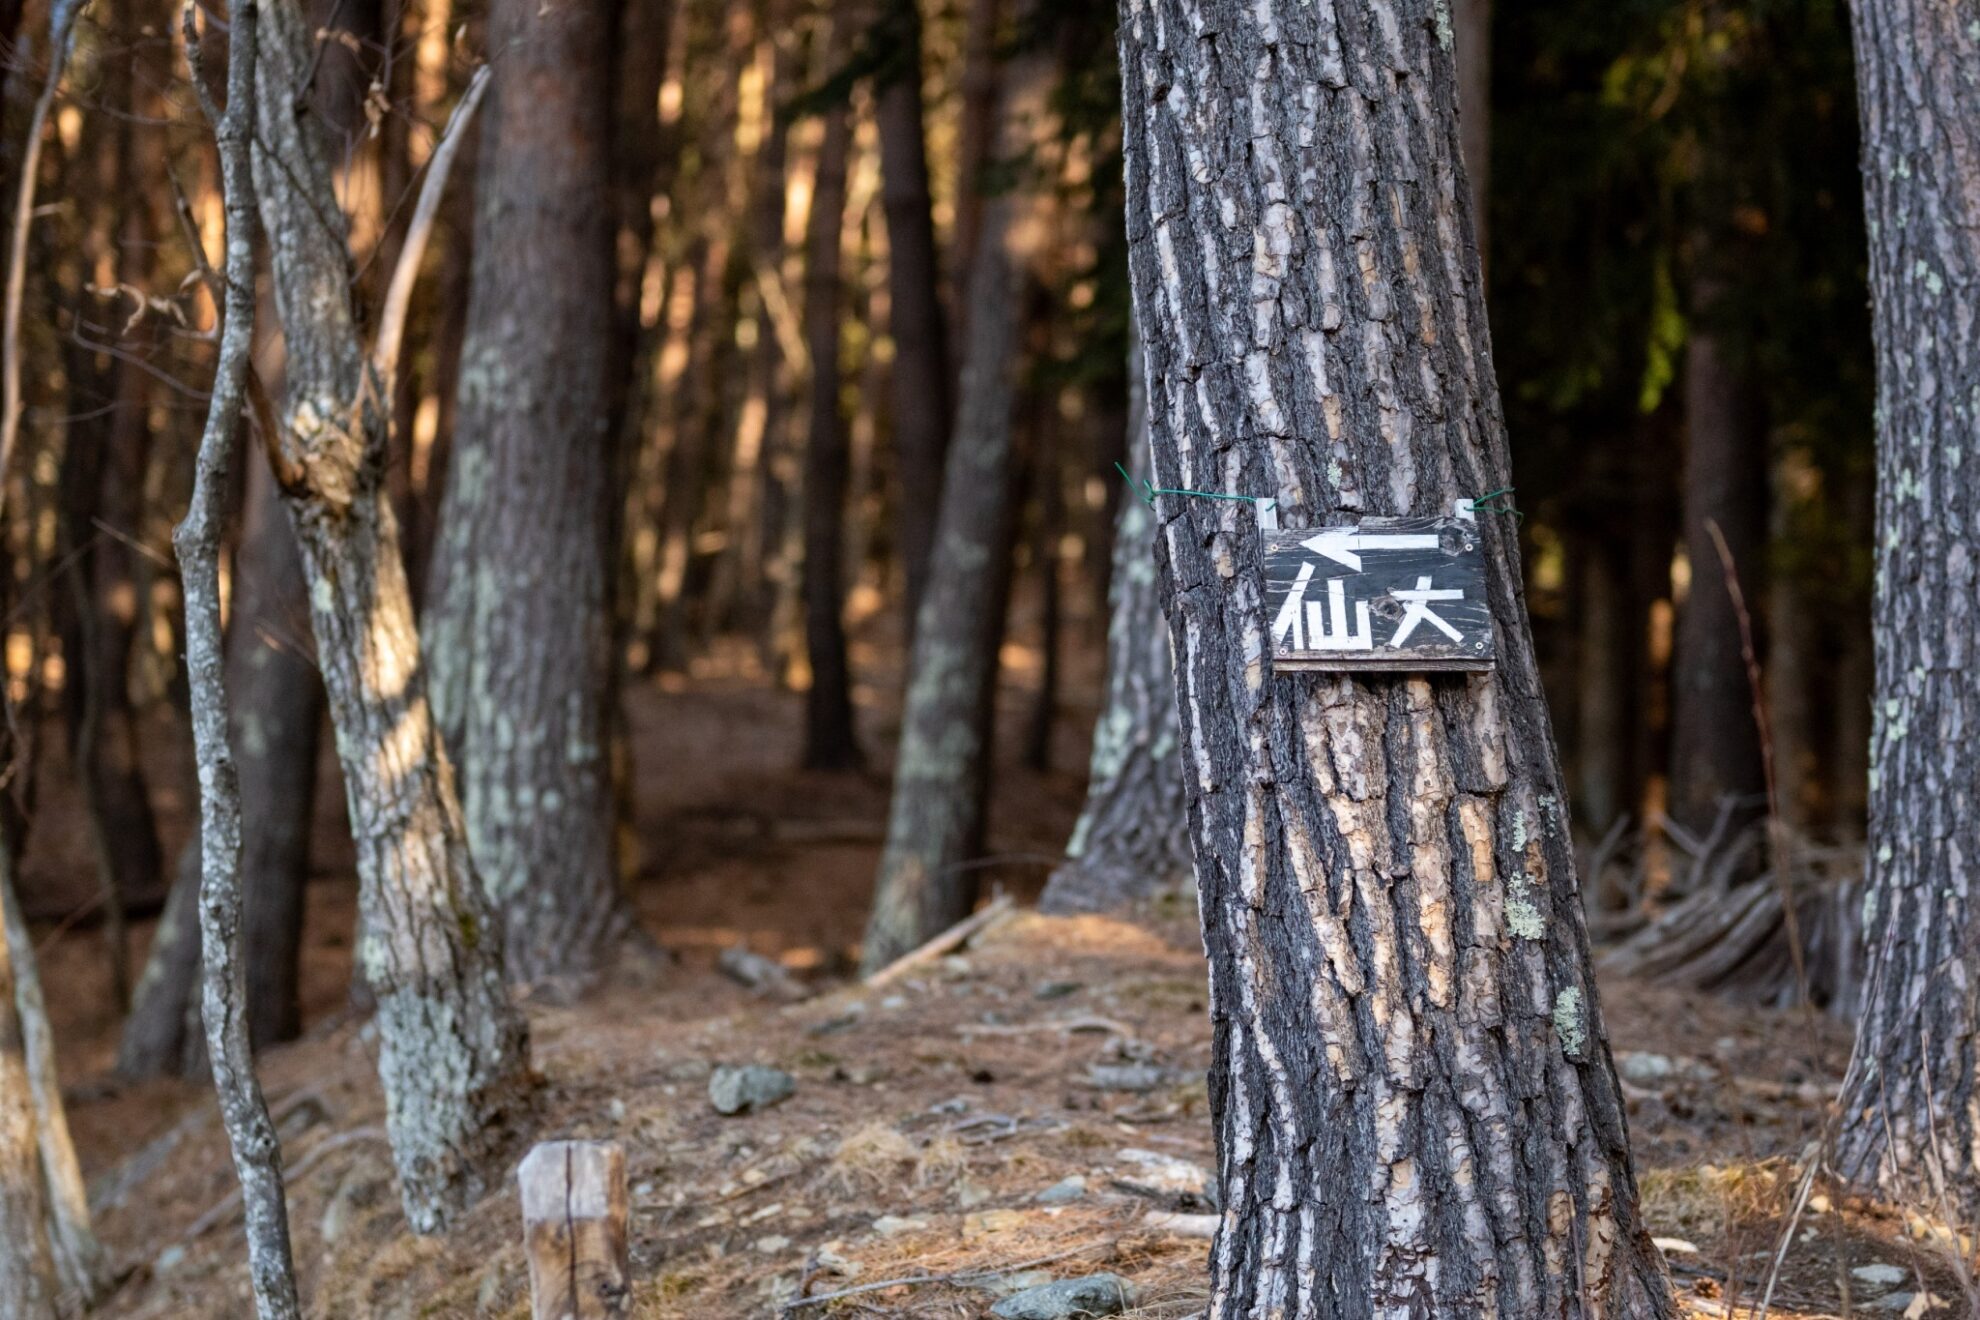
top-left (518, 1141), bottom-right (630, 1319)
top-left (174, 4), bottom-right (300, 1316)
top-left (1116, 0), bottom-right (1674, 1311)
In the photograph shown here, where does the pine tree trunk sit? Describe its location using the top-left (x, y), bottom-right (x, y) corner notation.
top-left (1118, 0), bottom-right (1674, 1311)
top-left (1041, 334), bottom-right (1189, 914)
top-left (248, 0), bottom-right (534, 1234)
top-left (426, 0), bottom-right (633, 983)
top-left (875, 0), bottom-right (953, 634)
top-left (1668, 281), bottom-right (1767, 839)
top-left (1835, 0), bottom-right (1980, 1214)
top-left (1574, 543), bottom-right (1625, 836)
top-left (861, 28), bottom-right (1051, 971)
top-left (800, 70), bottom-right (861, 771)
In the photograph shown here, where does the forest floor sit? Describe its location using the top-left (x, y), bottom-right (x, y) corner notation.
top-left (17, 636), bottom-right (1970, 1318)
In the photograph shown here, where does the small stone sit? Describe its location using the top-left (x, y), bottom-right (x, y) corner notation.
top-left (710, 1064), bottom-right (797, 1115)
top-left (1616, 1052), bottom-right (1676, 1085)
top-left (957, 1179), bottom-right (992, 1208)
top-left (1115, 1149), bottom-right (1211, 1199)
top-left (608, 1098), bottom-right (627, 1123)
top-left (1034, 980), bottom-right (1081, 1000)
top-left (989, 1273), bottom-right (1139, 1319)
top-left (1084, 1062), bottom-right (1167, 1093)
top-left (154, 1244), bottom-right (188, 1275)
top-left (1808, 1193), bottom-right (1833, 1214)
top-left (814, 1246), bottom-right (861, 1278)
top-left (987, 1270), bottom-right (1057, 1298)
top-left (870, 1214), bottom-right (929, 1237)
top-left (1035, 1175), bottom-right (1087, 1205)
top-left (880, 995), bottom-right (908, 1010)
top-left (1652, 1238), bottom-right (1699, 1256)
top-left (965, 1208), bottom-right (1025, 1236)
top-left (754, 1235), bottom-right (791, 1253)
top-left (1851, 1263), bottom-right (1908, 1288)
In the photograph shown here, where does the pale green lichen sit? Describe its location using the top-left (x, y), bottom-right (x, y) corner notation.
top-left (1433, 0), bottom-right (1454, 50)
top-left (1553, 986), bottom-right (1587, 1059)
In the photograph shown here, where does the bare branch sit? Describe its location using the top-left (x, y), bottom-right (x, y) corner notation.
top-left (371, 63), bottom-right (488, 395)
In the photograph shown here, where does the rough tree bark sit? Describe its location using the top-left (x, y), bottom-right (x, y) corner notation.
top-left (0, 891), bottom-right (56, 1320)
top-left (1834, 0), bottom-right (1980, 1215)
top-left (860, 21), bottom-right (1051, 972)
top-left (425, 0), bottom-right (633, 983)
top-left (0, 868), bottom-right (106, 1307)
top-left (175, 8), bottom-right (302, 1309)
top-left (874, 0), bottom-right (953, 633)
top-left (799, 58), bottom-right (861, 771)
top-left (1117, 0), bottom-right (1675, 1312)
top-left (248, 0), bottom-right (534, 1233)
top-left (1452, 0), bottom-right (1489, 258)
top-left (1668, 279), bottom-right (1767, 839)
top-left (1040, 334), bottom-right (1189, 914)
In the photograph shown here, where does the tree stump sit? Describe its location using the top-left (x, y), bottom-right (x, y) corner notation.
top-left (517, 1141), bottom-right (630, 1319)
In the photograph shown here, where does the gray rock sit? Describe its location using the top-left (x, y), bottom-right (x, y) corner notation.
top-left (1851, 1262), bottom-right (1907, 1289)
top-left (1034, 1174), bottom-right (1087, 1204)
top-left (990, 1273), bottom-right (1138, 1319)
top-left (1083, 1062), bottom-right (1167, 1093)
top-left (709, 1064), bottom-right (796, 1115)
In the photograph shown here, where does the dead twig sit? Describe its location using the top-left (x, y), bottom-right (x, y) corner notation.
top-left (862, 894), bottom-right (1016, 989)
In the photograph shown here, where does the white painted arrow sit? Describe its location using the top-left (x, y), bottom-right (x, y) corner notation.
top-left (1299, 529), bottom-right (1442, 571)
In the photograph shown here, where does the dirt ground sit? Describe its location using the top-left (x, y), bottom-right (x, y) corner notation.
top-left (17, 641), bottom-right (1972, 1318)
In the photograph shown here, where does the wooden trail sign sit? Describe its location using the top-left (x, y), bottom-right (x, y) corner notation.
top-left (1263, 505), bottom-right (1494, 673)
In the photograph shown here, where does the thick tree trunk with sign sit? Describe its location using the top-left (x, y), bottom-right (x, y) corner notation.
top-left (249, 0), bottom-right (534, 1234)
top-left (1835, 0), bottom-right (1980, 1215)
top-left (1041, 337), bottom-right (1189, 914)
top-left (861, 29), bottom-right (1052, 972)
top-left (1118, 0), bottom-right (1673, 1313)
top-left (426, 0), bottom-right (633, 983)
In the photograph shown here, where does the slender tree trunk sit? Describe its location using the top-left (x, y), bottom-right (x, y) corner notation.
top-left (860, 26), bottom-right (1052, 971)
top-left (1835, 0), bottom-right (1980, 1216)
top-left (1, 851), bottom-right (104, 1308)
top-left (1668, 281), bottom-right (1767, 839)
top-left (1118, 0), bottom-right (1675, 1312)
top-left (950, 0), bottom-right (1000, 307)
top-left (1574, 541), bottom-right (1625, 835)
top-left (800, 66), bottom-right (860, 771)
top-left (1041, 333), bottom-right (1188, 914)
top-left (249, 0), bottom-right (534, 1234)
top-left (1831, 473), bottom-right (1872, 838)
top-left (177, 11), bottom-right (303, 1307)
top-left (875, 0), bottom-right (953, 632)
top-left (1022, 450), bottom-right (1062, 773)
top-left (120, 456), bottom-right (324, 1076)
top-left (425, 0), bottom-right (633, 983)
top-left (0, 886), bottom-right (56, 1320)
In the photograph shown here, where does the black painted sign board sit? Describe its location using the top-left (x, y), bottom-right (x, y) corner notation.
top-left (1264, 510), bottom-right (1495, 672)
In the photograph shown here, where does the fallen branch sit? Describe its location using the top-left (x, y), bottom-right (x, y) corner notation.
top-left (180, 1126), bottom-right (388, 1244)
top-left (862, 894), bottom-right (1015, 990)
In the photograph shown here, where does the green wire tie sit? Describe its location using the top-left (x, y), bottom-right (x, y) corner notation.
top-left (1117, 463), bottom-right (1521, 526)
top-left (1469, 485), bottom-right (1523, 522)
top-left (1114, 461), bottom-right (1273, 511)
